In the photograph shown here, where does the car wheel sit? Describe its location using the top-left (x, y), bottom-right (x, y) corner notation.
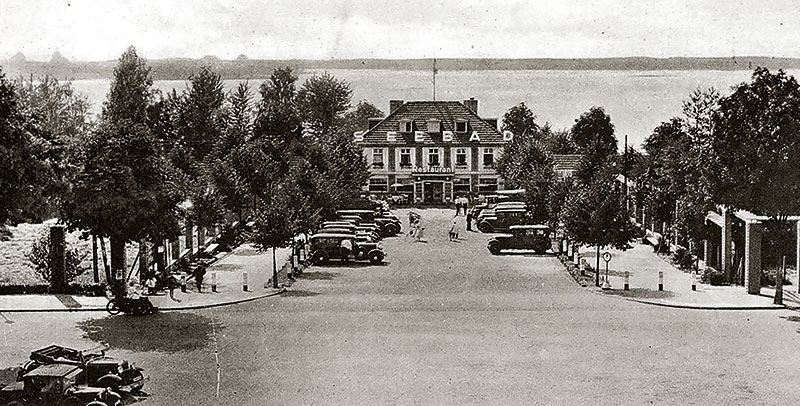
top-left (96, 373), bottom-right (123, 388)
top-left (311, 250), bottom-right (329, 265)
top-left (478, 222), bottom-right (493, 233)
top-left (488, 241), bottom-right (502, 255)
top-left (533, 238), bottom-right (551, 254)
top-left (63, 396), bottom-right (84, 406)
top-left (355, 249), bottom-right (367, 260)
top-left (106, 298), bottom-right (121, 315)
top-left (368, 250), bottom-right (384, 264)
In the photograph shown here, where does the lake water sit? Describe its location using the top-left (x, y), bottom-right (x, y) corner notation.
top-left (70, 69), bottom-right (799, 148)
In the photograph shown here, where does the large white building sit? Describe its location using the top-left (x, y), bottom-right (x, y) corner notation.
top-left (355, 98), bottom-right (511, 204)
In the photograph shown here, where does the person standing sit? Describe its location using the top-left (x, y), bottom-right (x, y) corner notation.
top-left (466, 208), bottom-right (473, 231)
top-left (449, 218), bottom-right (460, 241)
top-left (194, 264), bottom-right (207, 292)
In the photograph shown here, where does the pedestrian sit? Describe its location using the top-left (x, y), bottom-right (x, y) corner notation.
top-left (145, 274), bottom-right (157, 295)
top-left (416, 218), bottom-right (424, 241)
top-left (340, 237), bottom-right (353, 263)
top-left (449, 218), bottom-right (459, 241)
top-left (194, 264), bottom-right (206, 292)
top-left (167, 273), bottom-right (180, 300)
top-left (466, 209), bottom-right (473, 231)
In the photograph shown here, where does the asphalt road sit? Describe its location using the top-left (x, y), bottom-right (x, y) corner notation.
top-left (3, 208), bottom-right (800, 405)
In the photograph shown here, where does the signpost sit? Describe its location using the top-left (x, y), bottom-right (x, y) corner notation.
top-left (601, 251), bottom-right (612, 290)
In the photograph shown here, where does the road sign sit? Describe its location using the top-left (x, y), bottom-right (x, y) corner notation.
top-left (602, 252), bottom-right (612, 263)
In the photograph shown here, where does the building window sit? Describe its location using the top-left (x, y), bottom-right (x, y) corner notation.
top-left (369, 177), bottom-right (388, 192)
top-left (478, 177), bottom-right (498, 192)
top-left (483, 148), bottom-right (494, 168)
top-left (455, 120), bottom-right (468, 133)
top-left (454, 178), bottom-right (471, 194)
top-left (372, 148), bottom-right (384, 169)
top-left (400, 120), bottom-right (413, 133)
top-left (399, 148), bottom-right (412, 168)
top-left (427, 119), bottom-right (440, 133)
top-left (427, 148), bottom-right (440, 166)
top-left (455, 148), bottom-right (468, 167)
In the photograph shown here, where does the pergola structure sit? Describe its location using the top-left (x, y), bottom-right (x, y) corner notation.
top-left (705, 207), bottom-right (800, 294)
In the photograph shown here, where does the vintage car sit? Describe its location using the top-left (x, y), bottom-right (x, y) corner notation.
top-left (476, 202), bottom-right (527, 223)
top-left (477, 206), bottom-right (529, 233)
top-left (1, 363), bottom-right (112, 406)
top-left (336, 210), bottom-right (401, 236)
top-left (487, 224), bottom-right (553, 255)
top-left (317, 227), bottom-right (377, 243)
top-left (16, 345), bottom-right (146, 394)
top-left (468, 194), bottom-right (511, 218)
top-left (309, 233), bottom-right (385, 265)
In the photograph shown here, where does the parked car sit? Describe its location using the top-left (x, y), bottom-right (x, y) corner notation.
top-left (487, 224), bottom-right (552, 254)
top-left (476, 202), bottom-right (527, 223)
top-left (308, 233), bottom-right (385, 265)
top-left (16, 345), bottom-right (146, 394)
top-left (477, 206), bottom-right (529, 233)
top-left (1, 363), bottom-right (106, 405)
top-left (317, 227), bottom-right (376, 243)
top-left (336, 210), bottom-right (401, 236)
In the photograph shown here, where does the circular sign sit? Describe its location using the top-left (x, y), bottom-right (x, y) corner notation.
top-left (602, 252), bottom-right (612, 263)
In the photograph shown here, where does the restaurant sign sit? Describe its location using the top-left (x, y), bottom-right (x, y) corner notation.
top-left (412, 166), bottom-right (454, 174)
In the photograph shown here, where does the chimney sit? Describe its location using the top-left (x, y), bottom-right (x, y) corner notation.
top-left (463, 97), bottom-right (478, 114)
top-left (389, 100), bottom-right (404, 114)
top-left (367, 117), bottom-right (382, 129)
top-left (484, 118), bottom-right (498, 130)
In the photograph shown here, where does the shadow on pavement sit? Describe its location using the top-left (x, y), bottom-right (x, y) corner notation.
top-left (602, 288), bottom-right (676, 299)
top-left (297, 271), bottom-right (340, 280)
top-left (76, 312), bottom-right (223, 354)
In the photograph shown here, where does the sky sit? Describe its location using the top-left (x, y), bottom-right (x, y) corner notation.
top-left (1, 0), bottom-right (799, 61)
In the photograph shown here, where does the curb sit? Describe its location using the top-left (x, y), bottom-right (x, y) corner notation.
top-left (592, 289), bottom-right (798, 311)
top-left (0, 288), bottom-right (286, 313)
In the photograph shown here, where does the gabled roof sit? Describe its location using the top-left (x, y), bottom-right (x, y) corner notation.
top-left (552, 154), bottom-right (582, 173)
top-left (361, 101), bottom-right (504, 144)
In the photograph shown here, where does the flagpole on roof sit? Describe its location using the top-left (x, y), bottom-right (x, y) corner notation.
top-left (432, 57), bottom-right (438, 101)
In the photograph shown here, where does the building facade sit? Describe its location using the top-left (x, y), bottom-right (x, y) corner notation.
top-left (355, 98), bottom-right (511, 204)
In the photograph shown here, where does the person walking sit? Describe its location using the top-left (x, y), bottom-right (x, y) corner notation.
top-left (465, 208), bottom-right (473, 231)
top-left (194, 264), bottom-right (207, 292)
top-left (449, 218), bottom-right (460, 241)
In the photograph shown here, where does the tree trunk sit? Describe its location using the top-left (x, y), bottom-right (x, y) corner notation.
top-left (272, 246), bottom-right (278, 289)
top-left (92, 235), bottom-right (99, 283)
top-left (596, 246), bottom-right (601, 287)
top-left (110, 236), bottom-right (127, 296)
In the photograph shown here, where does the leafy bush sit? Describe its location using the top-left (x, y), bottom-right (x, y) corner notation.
top-left (671, 247), bottom-right (695, 270)
top-left (761, 268), bottom-right (792, 287)
top-left (701, 267), bottom-right (727, 285)
top-left (25, 232), bottom-right (88, 284)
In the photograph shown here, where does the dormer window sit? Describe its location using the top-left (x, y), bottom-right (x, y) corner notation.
top-left (400, 120), bottom-right (413, 133)
top-left (454, 120), bottom-right (468, 133)
top-left (427, 119), bottom-right (440, 133)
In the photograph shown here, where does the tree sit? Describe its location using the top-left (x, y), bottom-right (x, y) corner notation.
top-left (571, 107), bottom-right (617, 183)
top-left (561, 177), bottom-right (637, 286)
top-left (501, 102), bottom-right (538, 137)
top-left (341, 100), bottom-right (384, 138)
top-left (297, 72), bottom-right (352, 136)
top-left (496, 127), bottom-right (556, 224)
top-left (178, 65), bottom-right (226, 162)
top-left (62, 48), bottom-right (182, 294)
top-left (0, 68), bottom-right (56, 231)
top-left (253, 66), bottom-right (302, 149)
top-left (102, 46), bottom-right (153, 124)
top-left (710, 67), bottom-right (800, 274)
top-left (13, 75), bottom-right (93, 220)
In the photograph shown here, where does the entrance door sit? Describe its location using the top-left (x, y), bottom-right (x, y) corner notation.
top-left (423, 182), bottom-right (444, 203)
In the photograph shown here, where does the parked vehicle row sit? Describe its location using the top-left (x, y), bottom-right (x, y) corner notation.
top-left (1, 344), bottom-right (146, 405)
top-left (307, 205), bottom-right (403, 266)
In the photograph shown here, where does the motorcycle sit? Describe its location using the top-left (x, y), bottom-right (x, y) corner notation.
top-left (106, 296), bottom-right (157, 315)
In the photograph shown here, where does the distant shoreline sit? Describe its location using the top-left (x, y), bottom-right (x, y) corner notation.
top-left (2, 56), bottom-right (799, 81)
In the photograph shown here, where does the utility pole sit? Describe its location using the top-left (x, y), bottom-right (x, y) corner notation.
top-left (432, 58), bottom-right (438, 100)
